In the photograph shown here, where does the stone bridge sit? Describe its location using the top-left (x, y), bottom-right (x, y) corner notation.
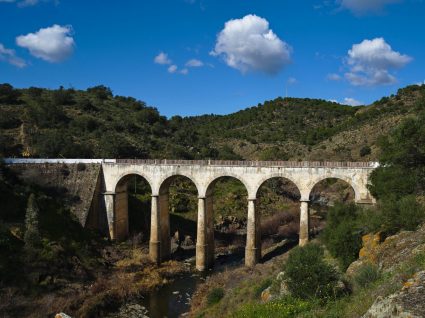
top-left (6, 159), bottom-right (378, 271)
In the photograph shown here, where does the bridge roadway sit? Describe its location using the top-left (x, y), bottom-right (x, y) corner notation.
top-left (5, 158), bottom-right (378, 270)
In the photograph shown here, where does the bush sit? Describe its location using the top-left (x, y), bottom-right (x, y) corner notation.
top-left (283, 244), bottom-right (339, 300)
top-left (380, 195), bottom-right (425, 235)
top-left (359, 145), bottom-right (371, 157)
top-left (76, 162), bottom-right (87, 171)
top-left (321, 203), bottom-right (368, 270)
top-left (353, 263), bottom-right (380, 288)
top-left (207, 287), bottom-right (225, 305)
top-left (0, 83), bottom-right (21, 104)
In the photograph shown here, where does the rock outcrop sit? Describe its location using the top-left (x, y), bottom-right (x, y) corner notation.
top-left (362, 271), bottom-right (425, 318)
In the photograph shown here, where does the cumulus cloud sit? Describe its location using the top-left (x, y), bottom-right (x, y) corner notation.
top-left (211, 14), bottom-right (292, 75)
top-left (154, 52), bottom-right (172, 65)
top-left (0, 0), bottom-right (58, 7)
top-left (338, 0), bottom-right (402, 14)
top-left (168, 64), bottom-right (178, 73)
top-left (287, 77), bottom-right (297, 84)
top-left (342, 97), bottom-right (363, 106)
top-left (327, 73), bottom-right (342, 81)
top-left (186, 59), bottom-right (203, 67)
top-left (0, 43), bottom-right (26, 68)
top-left (344, 37), bottom-right (412, 86)
top-left (16, 24), bottom-right (74, 62)
top-left (154, 51), bottom-right (204, 75)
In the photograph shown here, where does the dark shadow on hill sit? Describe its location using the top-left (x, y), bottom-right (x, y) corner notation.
top-left (261, 238), bottom-right (298, 263)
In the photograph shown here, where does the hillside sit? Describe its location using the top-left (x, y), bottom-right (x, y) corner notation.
top-left (1, 83), bottom-right (424, 161)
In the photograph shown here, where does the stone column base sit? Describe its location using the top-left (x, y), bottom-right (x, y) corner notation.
top-left (245, 247), bottom-right (261, 267)
top-left (149, 240), bottom-right (161, 265)
top-left (196, 244), bottom-right (208, 271)
top-left (299, 238), bottom-right (309, 247)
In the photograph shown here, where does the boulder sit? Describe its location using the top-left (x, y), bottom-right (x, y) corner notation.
top-left (182, 235), bottom-right (194, 247)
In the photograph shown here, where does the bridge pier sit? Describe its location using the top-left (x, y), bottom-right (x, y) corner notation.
top-left (104, 191), bottom-right (116, 240)
top-left (196, 196), bottom-right (215, 271)
top-left (299, 200), bottom-right (310, 246)
top-left (196, 197), bottom-right (207, 271)
top-left (104, 190), bottom-right (129, 240)
top-left (245, 198), bottom-right (261, 267)
top-left (159, 191), bottom-right (171, 260)
top-left (149, 195), bottom-right (161, 264)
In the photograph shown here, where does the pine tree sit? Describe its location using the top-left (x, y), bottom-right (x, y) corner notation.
top-left (24, 193), bottom-right (41, 249)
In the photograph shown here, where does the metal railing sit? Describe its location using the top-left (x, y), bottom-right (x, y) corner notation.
top-left (115, 159), bottom-right (378, 168)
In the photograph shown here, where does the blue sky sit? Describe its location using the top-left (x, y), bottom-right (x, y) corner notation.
top-left (0, 0), bottom-right (424, 117)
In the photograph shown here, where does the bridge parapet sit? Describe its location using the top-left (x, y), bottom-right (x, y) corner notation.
top-left (115, 159), bottom-right (378, 169)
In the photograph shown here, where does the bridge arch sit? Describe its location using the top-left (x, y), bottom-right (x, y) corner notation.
top-left (256, 177), bottom-right (302, 255)
top-left (195, 175), bottom-right (250, 270)
top-left (308, 176), bottom-right (359, 203)
top-left (253, 175), bottom-right (302, 199)
top-left (112, 173), bottom-right (153, 241)
top-left (202, 173), bottom-right (250, 198)
top-left (154, 174), bottom-right (200, 260)
top-left (112, 170), bottom-right (154, 194)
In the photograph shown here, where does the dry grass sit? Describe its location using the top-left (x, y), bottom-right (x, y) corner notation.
top-left (0, 244), bottom-right (190, 318)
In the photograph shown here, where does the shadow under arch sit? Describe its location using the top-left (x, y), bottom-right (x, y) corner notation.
top-left (114, 173), bottom-right (153, 241)
top-left (157, 174), bottom-right (200, 260)
top-left (204, 175), bottom-right (249, 267)
top-left (256, 177), bottom-right (302, 261)
top-left (308, 177), bottom-right (356, 237)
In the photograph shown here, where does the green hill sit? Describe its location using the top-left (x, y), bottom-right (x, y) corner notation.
top-left (1, 83), bottom-right (424, 161)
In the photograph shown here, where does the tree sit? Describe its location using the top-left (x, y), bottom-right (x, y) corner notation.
top-left (321, 203), bottom-right (363, 270)
top-left (87, 85), bottom-right (113, 100)
top-left (369, 114), bottom-right (425, 199)
top-left (0, 83), bottom-right (21, 104)
top-left (24, 194), bottom-right (41, 249)
top-left (359, 145), bottom-right (371, 157)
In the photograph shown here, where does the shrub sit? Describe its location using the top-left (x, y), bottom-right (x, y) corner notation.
top-left (207, 287), bottom-right (225, 305)
top-left (359, 145), bottom-right (371, 157)
top-left (353, 263), bottom-right (380, 288)
top-left (283, 244), bottom-right (339, 300)
top-left (76, 162), bottom-right (87, 171)
top-left (380, 195), bottom-right (425, 235)
top-left (321, 203), bottom-right (363, 270)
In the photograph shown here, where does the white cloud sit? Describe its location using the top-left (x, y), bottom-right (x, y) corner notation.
top-left (154, 52), bottom-right (172, 65)
top-left (342, 97), bottom-right (363, 106)
top-left (16, 24), bottom-right (74, 63)
top-left (0, 0), bottom-right (58, 7)
top-left (327, 73), bottom-right (342, 81)
top-left (338, 0), bottom-right (402, 14)
top-left (180, 68), bottom-right (189, 75)
top-left (344, 37), bottom-right (412, 86)
top-left (168, 65), bottom-right (178, 73)
top-left (0, 43), bottom-right (26, 68)
top-left (186, 59), bottom-right (203, 67)
top-left (287, 77), bottom-right (297, 84)
top-left (211, 14), bottom-right (292, 75)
